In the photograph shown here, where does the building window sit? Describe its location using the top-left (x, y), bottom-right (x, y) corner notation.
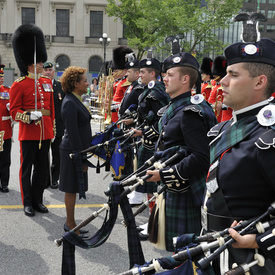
top-left (268, 10), bottom-right (275, 19)
top-left (259, 24), bottom-right (265, 32)
top-left (267, 25), bottom-right (275, 32)
top-left (22, 7), bottom-right (35, 25)
top-left (269, 0), bottom-right (275, 3)
top-left (56, 55), bottom-right (70, 71)
top-left (89, 56), bottom-right (103, 72)
top-left (56, 9), bottom-right (69, 36)
top-left (244, 0), bottom-right (254, 2)
top-left (259, 0), bottom-right (266, 3)
top-left (90, 11), bottom-right (103, 38)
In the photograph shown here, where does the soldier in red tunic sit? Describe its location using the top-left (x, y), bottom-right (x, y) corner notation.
top-left (0, 64), bottom-right (12, 192)
top-left (9, 24), bottom-right (55, 217)
top-left (200, 57), bottom-right (213, 101)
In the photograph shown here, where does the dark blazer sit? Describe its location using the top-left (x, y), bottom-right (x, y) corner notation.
top-left (59, 93), bottom-right (92, 152)
top-left (52, 79), bottom-right (65, 137)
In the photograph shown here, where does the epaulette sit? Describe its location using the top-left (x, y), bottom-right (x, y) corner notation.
top-left (207, 121), bottom-right (229, 138)
top-left (157, 105), bottom-right (169, 117)
top-left (255, 128), bottom-right (275, 150)
top-left (15, 76), bottom-right (26, 83)
top-left (183, 105), bottom-right (203, 117)
top-left (132, 84), bottom-right (145, 91)
top-left (41, 75), bottom-right (50, 79)
top-left (3, 85), bottom-right (10, 89)
top-left (121, 80), bottom-right (131, 87)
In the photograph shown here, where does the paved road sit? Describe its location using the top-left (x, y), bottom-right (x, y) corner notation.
top-left (0, 121), bottom-right (168, 275)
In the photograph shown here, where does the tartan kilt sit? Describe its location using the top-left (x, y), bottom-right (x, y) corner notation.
top-left (136, 144), bottom-right (158, 194)
top-left (165, 188), bottom-right (201, 252)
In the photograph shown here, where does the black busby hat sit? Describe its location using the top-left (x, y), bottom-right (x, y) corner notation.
top-left (224, 38), bottom-right (275, 67)
top-left (12, 23), bottom-right (47, 75)
top-left (112, 46), bottom-right (133, 70)
top-left (0, 64), bottom-right (5, 77)
top-left (212, 56), bottom-right (227, 78)
top-left (163, 52), bottom-right (200, 72)
top-left (200, 57), bottom-right (213, 76)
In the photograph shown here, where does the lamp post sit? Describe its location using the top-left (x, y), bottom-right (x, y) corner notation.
top-left (99, 33), bottom-right (111, 63)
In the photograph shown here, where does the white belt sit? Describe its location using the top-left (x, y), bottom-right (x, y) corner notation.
top-left (2, 116), bottom-right (11, 121)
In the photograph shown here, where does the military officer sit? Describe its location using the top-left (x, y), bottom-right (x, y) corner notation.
top-left (9, 24), bottom-right (55, 217)
top-left (0, 64), bottom-right (12, 192)
top-left (43, 61), bottom-right (65, 189)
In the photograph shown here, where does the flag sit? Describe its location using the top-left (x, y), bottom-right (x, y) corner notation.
top-left (110, 140), bottom-right (125, 179)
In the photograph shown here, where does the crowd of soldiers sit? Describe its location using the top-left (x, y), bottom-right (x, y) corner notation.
top-left (2, 18), bottom-right (275, 274)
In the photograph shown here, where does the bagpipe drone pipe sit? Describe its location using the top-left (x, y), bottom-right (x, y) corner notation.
top-left (55, 148), bottom-right (187, 275)
top-left (118, 202), bottom-right (275, 275)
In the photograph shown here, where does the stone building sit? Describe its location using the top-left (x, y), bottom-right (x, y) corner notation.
top-left (0, 0), bottom-right (126, 85)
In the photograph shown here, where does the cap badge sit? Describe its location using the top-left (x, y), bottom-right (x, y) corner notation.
top-left (244, 44), bottom-right (258, 55)
top-left (173, 56), bottom-right (181, 63)
top-left (129, 62), bottom-right (134, 67)
top-left (146, 60), bottom-right (152, 65)
top-left (257, 105), bottom-right (275, 126)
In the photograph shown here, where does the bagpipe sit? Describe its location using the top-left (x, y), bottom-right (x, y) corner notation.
top-left (118, 201), bottom-right (275, 275)
top-left (55, 149), bottom-right (187, 275)
top-left (69, 108), bottom-right (156, 180)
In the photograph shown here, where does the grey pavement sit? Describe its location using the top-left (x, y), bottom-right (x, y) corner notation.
top-left (0, 121), bottom-right (168, 275)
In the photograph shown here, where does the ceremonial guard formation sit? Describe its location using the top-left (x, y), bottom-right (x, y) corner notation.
top-left (42, 61), bottom-right (65, 189)
top-left (0, 64), bottom-right (12, 193)
top-left (9, 24), bottom-right (55, 217)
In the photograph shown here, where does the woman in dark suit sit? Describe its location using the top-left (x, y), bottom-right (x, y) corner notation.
top-left (59, 66), bottom-right (92, 233)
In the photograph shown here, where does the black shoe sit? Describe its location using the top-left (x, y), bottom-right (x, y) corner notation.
top-left (139, 232), bottom-right (149, 241)
top-left (51, 181), bottom-right (59, 189)
top-left (33, 203), bottom-right (49, 213)
top-left (136, 226), bottom-right (143, 233)
top-left (64, 224), bottom-right (89, 234)
top-left (0, 186), bottom-right (9, 193)
top-left (24, 206), bottom-right (35, 217)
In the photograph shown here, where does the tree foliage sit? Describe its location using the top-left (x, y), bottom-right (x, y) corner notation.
top-left (106, 0), bottom-right (243, 60)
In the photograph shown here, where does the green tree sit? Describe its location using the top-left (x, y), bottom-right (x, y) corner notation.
top-left (106, 0), bottom-right (243, 60)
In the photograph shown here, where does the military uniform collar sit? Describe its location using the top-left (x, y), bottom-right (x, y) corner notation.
top-left (26, 72), bottom-right (41, 79)
top-left (232, 99), bottom-right (269, 123)
top-left (171, 91), bottom-right (191, 103)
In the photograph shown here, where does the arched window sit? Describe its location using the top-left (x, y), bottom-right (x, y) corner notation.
top-left (89, 56), bottom-right (103, 73)
top-left (56, 55), bottom-right (70, 71)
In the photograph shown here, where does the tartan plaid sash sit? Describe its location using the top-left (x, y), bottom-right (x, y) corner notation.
top-left (210, 116), bottom-right (260, 163)
top-left (158, 96), bottom-right (189, 131)
top-left (61, 182), bottom-right (145, 274)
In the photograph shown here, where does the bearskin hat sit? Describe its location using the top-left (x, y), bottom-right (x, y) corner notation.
top-left (200, 57), bottom-right (213, 77)
top-left (212, 56), bottom-right (227, 78)
top-left (12, 24), bottom-right (47, 75)
top-left (112, 46), bottom-right (133, 70)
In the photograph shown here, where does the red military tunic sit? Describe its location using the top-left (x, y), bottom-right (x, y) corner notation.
top-left (111, 76), bottom-right (130, 122)
top-left (0, 85), bottom-right (12, 140)
top-left (201, 80), bottom-right (212, 101)
top-left (9, 74), bottom-right (55, 141)
top-left (208, 82), bottom-right (223, 123)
